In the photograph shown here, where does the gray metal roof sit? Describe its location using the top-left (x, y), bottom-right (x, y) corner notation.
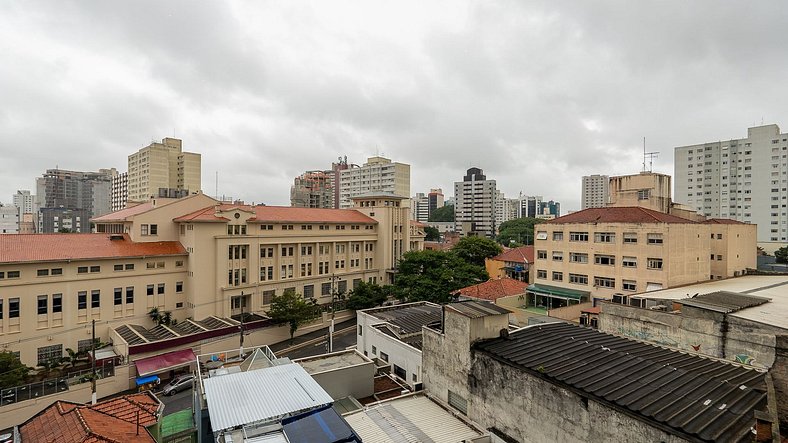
top-left (476, 322), bottom-right (766, 443)
top-left (447, 300), bottom-right (511, 318)
top-left (678, 291), bottom-right (770, 313)
top-left (366, 304), bottom-right (442, 334)
top-left (202, 362), bottom-right (333, 432)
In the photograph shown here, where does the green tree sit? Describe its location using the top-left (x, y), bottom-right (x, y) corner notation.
top-left (394, 250), bottom-right (488, 304)
top-left (428, 204), bottom-right (454, 222)
top-left (776, 246), bottom-right (788, 264)
top-left (346, 282), bottom-right (389, 310)
top-left (61, 347), bottom-right (87, 369)
top-left (0, 352), bottom-right (31, 389)
top-left (496, 217), bottom-right (545, 246)
top-left (266, 290), bottom-right (320, 343)
top-left (424, 226), bottom-right (440, 241)
top-left (451, 236), bottom-right (503, 267)
top-left (148, 307), bottom-right (174, 326)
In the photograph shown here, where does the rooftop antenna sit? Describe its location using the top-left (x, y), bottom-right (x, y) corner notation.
top-left (215, 171), bottom-right (219, 200)
top-left (642, 137), bottom-right (659, 173)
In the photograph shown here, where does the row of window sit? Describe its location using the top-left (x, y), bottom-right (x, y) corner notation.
top-left (537, 253), bottom-right (663, 269)
top-left (535, 271), bottom-right (641, 291)
top-left (16, 261), bottom-right (182, 280)
top-left (545, 231), bottom-right (663, 244)
top-left (259, 224), bottom-right (373, 231)
top-left (256, 278), bottom-right (367, 305)
top-left (258, 243), bottom-right (373, 259)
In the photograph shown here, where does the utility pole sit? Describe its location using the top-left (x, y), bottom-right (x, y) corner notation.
top-left (91, 319), bottom-right (97, 405)
top-left (239, 291), bottom-right (245, 357)
top-left (328, 274), bottom-right (338, 352)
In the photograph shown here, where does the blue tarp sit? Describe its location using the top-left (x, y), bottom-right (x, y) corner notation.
top-left (135, 375), bottom-right (160, 386)
top-left (282, 405), bottom-right (361, 443)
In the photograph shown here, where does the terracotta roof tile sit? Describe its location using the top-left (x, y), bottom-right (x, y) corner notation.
top-left (19, 393), bottom-right (161, 443)
top-left (174, 204), bottom-right (377, 224)
top-left (704, 218), bottom-right (748, 224)
top-left (547, 206), bottom-right (695, 224)
top-left (454, 277), bottom-right (529, 301)
top-left (0, 233), bottom-right (187, 264)
top-left (492, 246), bottom-right (534, 264)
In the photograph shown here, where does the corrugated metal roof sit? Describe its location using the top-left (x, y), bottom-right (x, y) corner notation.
top-left (344, 395), bottom-right (484, 443)
top-left (203, 363), bottom-right (333, 432)
top-left (679, 291), bottom-right (770, 313)
top-left (476, 322), bottom-right (766, 443)
top-left (447, 300), bottom-right (512, 318)
top-left (366, 304), bottom-right (442, 334)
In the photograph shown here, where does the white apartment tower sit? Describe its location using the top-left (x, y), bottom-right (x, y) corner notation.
top-left (110, 171), bottom-right (128, 211)
top-left (581, 174), bottom-right (610, 209)
top-left (339, 156), bottom-right (410, 208)
top-left (454, 167), bottom-right (497, 237)
top-left (127, 137), bottom-right (201, 202)
top-left (674, 124), bottom-right (788, 247)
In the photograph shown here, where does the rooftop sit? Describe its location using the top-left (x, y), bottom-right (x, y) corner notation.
top-left (446, 300), bottom-right (512, 319)
top-left (476, 322), bottom-right (766, 443)
top-left (361, 302), bottom-right (442, 335)
top-left (678, 291), bottom-right (771, 314)
top-left (0, 233), bottom-right (186, 264)
top-left (491, 245), bottom-right (534, 264)
top-left (295, 350), bottom-right (372, 375)
top-left (19, 392), bottom-right (161, 443)
top-left (454, 277), bottom-right (529, 301)
top-left (115, 316), bottom-right (241, 346)
top-left (344, 394), bottom-right (486, 443)
top-left (173, 204), bottom-right (377, 224)
top-left (546, 206), bottom-right (696, 224)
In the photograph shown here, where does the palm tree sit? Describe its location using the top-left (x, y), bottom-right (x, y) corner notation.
top-left (148, 307), bottom-right (161, 325)
top-left (61, 348), bottom-right (85, 369)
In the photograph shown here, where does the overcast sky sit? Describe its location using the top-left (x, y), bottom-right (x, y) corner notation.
top-left (2, 1), bottom-right (787, 212)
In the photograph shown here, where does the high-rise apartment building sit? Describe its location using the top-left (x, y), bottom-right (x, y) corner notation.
top-left (674, 124), bottom-right (788, 247)
top-left (110, 171), bottom-right (128, 212)
top-left (35, 168), bottom-right (116, 232)
top-left (411, 188), bottom-right (445, 223)
top-left (290, 170), bottom-right (334, 208)
top-left (339, 156), bottom-right (410, 208)
top-left (127, 137), bottom-right (201, 202)
top-left (12, 190), bottom-right (36, 216)
top-left (0, 204), bottom-right (19, 234)
top-left (581, 174), bottom-right (609, 209)
top-left (454, 167), bottom-right (497, 237)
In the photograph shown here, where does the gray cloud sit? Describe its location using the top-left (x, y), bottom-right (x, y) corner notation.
top-left (1, 0), bottom-right (787, 212)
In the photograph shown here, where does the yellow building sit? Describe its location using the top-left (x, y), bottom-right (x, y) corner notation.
top-left (0, 192), bottom-right (423, 367)
top-left (127, 137), bottom-right (201, 202)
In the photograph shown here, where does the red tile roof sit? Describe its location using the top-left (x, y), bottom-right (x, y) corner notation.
top-left (454, 277), bottom-right (529, 301)
top-left (704, 218), bottom-right (748, 225)
top-left (19, 393), bottom-right (161, 443)
top-left (547, 206), bottom-right (695, 224)
top-left (0, 233), bottom-right (187, 264)
top-left (492, 246), bottom-right (534, 264)
top-left (174, 204), bottom-right (377, 224)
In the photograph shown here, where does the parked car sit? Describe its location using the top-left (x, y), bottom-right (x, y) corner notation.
top-left (162, 374), bottom-right (193, 396)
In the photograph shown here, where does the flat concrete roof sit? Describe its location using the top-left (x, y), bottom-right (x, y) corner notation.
top-left (631, 275), bottom-right (788, 329)
top-left (295, 350), bottom-right (372, 375)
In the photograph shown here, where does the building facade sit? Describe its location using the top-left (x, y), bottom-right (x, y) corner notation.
top-left (110, 171), bottom-right (128, 212)
top-left (454, 168), bottom-right (497, 237)
top-left (290, 170), bottom-right (334, 208)
top-left (127, 138), bottom-right (201, 203)
top-left (0, 204), bottom-right (19, 234)
top-left (581, 174), bottom-right (609, 209)
top-left (35, 168), bottom-right (116, 232)
top-left (411, 188), bottom-right (445, 223)
top-left (339, 156), bottom-right (410, 209)
top-left (12, 190), bottom-right (36, 218)
top-left (674, 124), bottom-right (788, 248)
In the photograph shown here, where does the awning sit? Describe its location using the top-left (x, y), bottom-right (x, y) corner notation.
top-left (135, 375), bottom-right (160, 387)
top-left (134, 348), bottom-right (196, 377)
top-left (527, 284), bottom-right (589, 301)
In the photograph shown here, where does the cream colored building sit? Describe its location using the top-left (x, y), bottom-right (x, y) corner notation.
top-left (339, 157), bottom-right (410, 209)
top-left (127, 138), bottom-right (201, 202)
top-left (0, 191), bottom-right (423, 368)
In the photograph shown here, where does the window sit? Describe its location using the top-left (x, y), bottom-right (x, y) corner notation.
top-left (647, 258), bottom-right (663, 270)
top-left (52, 294), bottom-right (62, 313)
top-left (537, 269), bottom-right (547, 279)
top-left (594, 232), bottom-right (615, 243)
top-left (358, 325), bottom-right (363, 336)
top-left (594, 277), bottom-right (615, 288)
top-left (647, 233), bottom-right (663, 245)
top-left (126, 287), bottom-right (134, 304)
top-left (371, 345), bottom-right (377, 355)
top-left (157, 284), bottom-right (165, 295)
top-left (637, 189), bottom-right (650, 200)
top-left (322, 283), bottom-right (332, 296)
top-left (90, 266), bottom-right (100, 273)
top-left (147, 285), bottom-right (154, 296)
top-left (114, 264), bottom-right (123, 271)
top-left (569, 274), bottom-right (588, 285)
top-left (6, 270), bottom-right (19, 279)
top-left (622, 256), bottom-right (637, 268)
top-left (78, 266), bottom-right (88, 274)
top-left (303, 285), bottom-right (314, 299)
top-left (337, 280), bottom-right (348, 294)
top-left (37, 345), bottom-right (62, 366)
top-left (262, 290), bottom-right (275, 305)
top-left (37, 295), bottom-right (48, 315)
top-left (176, 281), bottom-right (183, 293)
top-left (141, 224), bottom-right (149, 236)
top-left (150, 224), bottom-right (158, 235)
top-left (552, 232), bottom-right (563, 241)
top-left (114, 288), bottom-right (122, 305)
top-left (78, 292), bottom-right (87, 309)
top-left (552, 271), bottom-right (563, 281)
top-left (261, 247), bottom-right (274, 258)
top-left (569, 232), bottom-right (589, 242)
top-left (91, 290), bottom-right (100, 308)
top-left (174, 261), bottom-right (182, 268)
top-left (622, 280), bottom-right (636, 291)
top-left (537, 250), bottom-right (547, 260)
top-left (78, 339), bottom-right (99, 354)
top-left (569, 253), bottom-right (588, 263)
top-left (37, 269), bottom-right (49, 277)
top-left (380, 351), bottom-right (389, 362)
top-left (594, 255), bottom-right (615, 266)
top-left (535, 231), bottom-right (548, 240)
top-left (552, 251), bottom-right (563, 261)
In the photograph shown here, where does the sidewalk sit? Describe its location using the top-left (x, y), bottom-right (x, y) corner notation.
top-left (268, 317), bottom-right (357, 353)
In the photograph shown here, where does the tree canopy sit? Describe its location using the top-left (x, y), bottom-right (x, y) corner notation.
top-left (424, 226), bottom-right (440, 241)
top-left (496, 217), bottom-right (545, 246)
top-left (394, 250), bottom-right (488, 304)
top-left (346, 282), bottom-right (390, 310)
top-left (0, 352), bottom-right (30, 389)
top-left (776, 246), bottom-right (788, 264)
top-left (266, 289), bottom-right (320, 342)
top-left (428, 204), bottom-right (454, 222)
top-left (452, 236), bottom-right (503, 267)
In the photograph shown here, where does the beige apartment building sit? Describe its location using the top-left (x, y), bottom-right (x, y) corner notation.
top-left (339, 157), bottom-right (410, 208)
top-left (127, 137), bottom-right (201, 202)
top-left (0, 192), bottom-right (423, 367)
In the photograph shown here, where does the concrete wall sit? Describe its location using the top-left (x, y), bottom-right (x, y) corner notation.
top-left (307, 362), bottom-right (375, 400)
top-left (356, 313), bottom-right (423, 387)
top-left (0, 364), bottom-right (133, 430)
top-left (546, 302), bottom-right (591, 323)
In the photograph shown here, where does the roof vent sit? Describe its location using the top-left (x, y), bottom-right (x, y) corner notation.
top-left (109, 234), bottom-right (124, 241)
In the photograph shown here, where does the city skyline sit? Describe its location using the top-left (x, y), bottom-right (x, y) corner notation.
top-left (2, 2), bottom-right (787, 212)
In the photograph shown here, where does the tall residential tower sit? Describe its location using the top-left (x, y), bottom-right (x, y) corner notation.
top-left (127, 137), bottom-right (201, 202)
top-left (454, 167), bottom-right (497, 237)
top-left (581, 174), bottom-right (609, 209)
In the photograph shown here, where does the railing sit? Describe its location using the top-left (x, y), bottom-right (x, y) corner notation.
top-left (0, 362), bottom-right (115, 407)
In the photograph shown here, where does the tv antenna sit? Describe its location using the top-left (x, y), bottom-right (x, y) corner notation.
top-left (642, 137), bottom-right (659, 172)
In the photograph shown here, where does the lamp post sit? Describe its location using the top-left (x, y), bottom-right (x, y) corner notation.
top-left (328, 274), bottom-right (338, 352)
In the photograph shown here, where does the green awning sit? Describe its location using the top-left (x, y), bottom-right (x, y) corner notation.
top-left (527, 284), bottom-right (589, 301)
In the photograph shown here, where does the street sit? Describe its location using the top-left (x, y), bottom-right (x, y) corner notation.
top-left (276, 326), bottom-right (358, 360)
top-left (158, 385), bottom-right (193, 416)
